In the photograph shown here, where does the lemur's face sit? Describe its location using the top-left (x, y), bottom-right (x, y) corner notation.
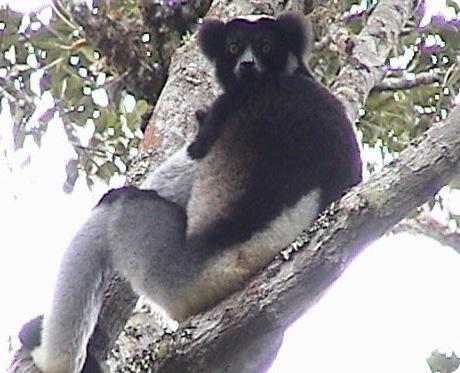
top-left (199, 15), bottom-right (307, 89)
top-left (223, 19), bottom-right (295, 82)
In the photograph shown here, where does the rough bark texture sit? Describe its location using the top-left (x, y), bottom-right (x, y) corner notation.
top-left (332, 0), bottom-right (414, 123)
top-left (90, 276), bottom-right (139, 360)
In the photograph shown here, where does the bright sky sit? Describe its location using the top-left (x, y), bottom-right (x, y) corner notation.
top-left (0, 0), bottom-right (49, 13)
top-left (270, 234), bottom-right (460, 373)
top-left (1, 0), bottom-right (460, 372)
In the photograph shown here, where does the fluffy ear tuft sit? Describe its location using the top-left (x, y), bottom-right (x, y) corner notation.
top-left (276, 12), bottom-right (313, 57)
top-left (199, 19), bottom-right (226, 60)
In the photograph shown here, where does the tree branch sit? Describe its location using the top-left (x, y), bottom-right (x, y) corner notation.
top-left (332, 0), bottom-right (415, 123)
top-left (372, 71), bottom-right (443, 92)
top-left (119, 102), bottom-right (460, 372)
top-left (394, 213), bottom-right (460, 254)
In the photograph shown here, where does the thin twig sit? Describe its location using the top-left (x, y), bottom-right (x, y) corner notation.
top-left (373, 71), bottom-right (442, 92)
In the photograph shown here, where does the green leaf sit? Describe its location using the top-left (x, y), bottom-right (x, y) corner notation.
top-left (96, 161), bottom-right (119, 181)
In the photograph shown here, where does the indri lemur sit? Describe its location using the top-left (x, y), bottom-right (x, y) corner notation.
top-left (19, 12), bottom-right (362, 373)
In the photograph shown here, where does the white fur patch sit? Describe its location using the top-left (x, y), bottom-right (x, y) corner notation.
top-left (172, 189), bottom-right (322, 319)
top-left (236, 14), bottom-right (274, 22)
top-left (186, 126), bottom-right (252, 238)
top-left (32, 345), bottom-right (80, 373)
top-left (234, 47), bottom-right (264, 76)
top-left (285, 53), bottom-right (299, 75)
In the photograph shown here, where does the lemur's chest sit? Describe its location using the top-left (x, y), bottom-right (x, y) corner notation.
top-left (186, 125), bottom-right (256, 237)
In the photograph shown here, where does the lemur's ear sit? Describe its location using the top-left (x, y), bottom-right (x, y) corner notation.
top-left (276, 12), bottom-right (313, 57)
top-left (199, 19), bottom-right (226, 60)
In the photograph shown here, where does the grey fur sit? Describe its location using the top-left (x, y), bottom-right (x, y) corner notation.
top-left (32, 208), bottom-right (112, 373)
top-left (32, 189), bottom-right (190, 373)
top-left (141, 146), bottom-right (197, 208)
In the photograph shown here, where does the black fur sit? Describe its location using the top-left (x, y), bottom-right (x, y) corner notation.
top-left (97, 186), bottom-right (162, 206)
top-left (187, 13), bottom-right (362, 251)
top-left (19, 315), bottom-right (43, 350)
top-left (198, 13), bottom-right (312, 88)
top-left (276, 12), bottom-right (311, 58)
top-left (198, 19), bottom-right (227, 60)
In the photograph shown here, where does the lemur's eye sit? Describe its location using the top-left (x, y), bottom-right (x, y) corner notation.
top-left (228, 42), bottom-right (239, 55)
top-left (261, 41), bottom-right (271, 54)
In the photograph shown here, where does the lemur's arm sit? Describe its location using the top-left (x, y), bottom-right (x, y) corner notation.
top-left (187, 98), bottom-right (231, 160)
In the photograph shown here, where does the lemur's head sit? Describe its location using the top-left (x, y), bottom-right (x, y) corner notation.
top-left (199, 13), bottom-right (312, 89)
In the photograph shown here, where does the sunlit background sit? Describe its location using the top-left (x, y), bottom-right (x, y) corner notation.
top-left (1, 0), bottom-right (460, 372)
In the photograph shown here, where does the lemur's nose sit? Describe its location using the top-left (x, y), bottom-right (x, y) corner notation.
top-left (240, 60), bottom-right (255, 69)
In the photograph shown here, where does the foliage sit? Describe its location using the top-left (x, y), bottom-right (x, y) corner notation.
top-left (1, 0), bottom-right (460, 195)
top-left (0, 4), bottom-right (147, 191)
top-left (312, 1), bottom-right (460, 178)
